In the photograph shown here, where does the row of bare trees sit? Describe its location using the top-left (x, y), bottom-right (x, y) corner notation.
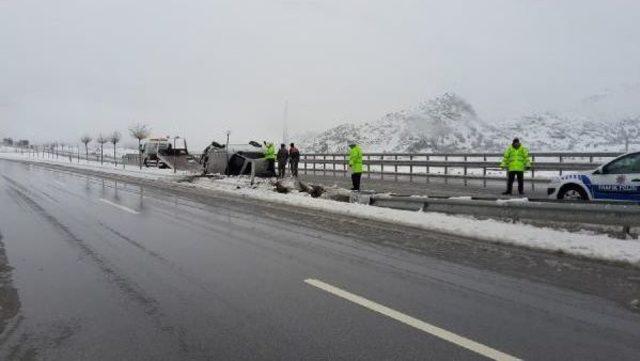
top-left (79, 123), bottom-right (151, 168)
top-left (79, 132), bottom-right (119, 165)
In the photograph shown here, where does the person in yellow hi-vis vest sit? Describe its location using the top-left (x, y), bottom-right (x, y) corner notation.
top-left (500, 138), bottom-right (532, 195)
top-left (263, 141), bottom-right (276, 177)
top-left (348, 141), bottom-right (363, 191)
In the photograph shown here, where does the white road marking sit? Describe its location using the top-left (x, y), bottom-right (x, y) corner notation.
top-left (99, 198), bottom-right (139, 214)
top-left (304, 279), bottom-right (521, 361)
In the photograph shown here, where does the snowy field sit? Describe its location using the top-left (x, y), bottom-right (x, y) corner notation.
top-left (1, 147), bottom-right (639, 266)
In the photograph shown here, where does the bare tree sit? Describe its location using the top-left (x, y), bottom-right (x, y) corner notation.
top-left (109, 131), bottom-right (122, 166)
top-left (96, 134), bottom-right (108, 165)
top-left (129, 123), bottom-right (151, 169)
top-left (80, 135), bottom-right (92, 161)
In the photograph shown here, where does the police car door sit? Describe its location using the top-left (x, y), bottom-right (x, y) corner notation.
top-left (590, 153), bottom-right (640, 201)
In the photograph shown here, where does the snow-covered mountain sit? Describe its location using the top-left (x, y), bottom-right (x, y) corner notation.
top-left (297, 93), bottom-right (640, 153)
top-left (497, 113), bottom-right (611, 151)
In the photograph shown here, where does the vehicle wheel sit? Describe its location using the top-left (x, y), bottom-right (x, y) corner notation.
top-left (143, 158), bottom-right (149, 167)
top-left (558, 184), bottom-right (588, 201)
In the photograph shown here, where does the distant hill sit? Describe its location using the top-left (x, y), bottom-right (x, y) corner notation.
top-left (297, 93), bottom-right (640, 153)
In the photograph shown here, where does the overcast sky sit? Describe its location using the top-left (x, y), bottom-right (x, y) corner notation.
top-left (1, 0), bottom-right (639, 149)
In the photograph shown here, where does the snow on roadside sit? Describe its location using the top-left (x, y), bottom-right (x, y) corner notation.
top-left (496, 198), bottom-right (530, 204)
top-left (3, 148), bottom-right (639, 266)
top-left (190, 176), bottom-right (640, 266)
top-left (0, 149), bottom-right (186, 180)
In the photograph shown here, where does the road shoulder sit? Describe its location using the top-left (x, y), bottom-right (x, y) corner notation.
top-left (0, 232), bottom-right (20, 338)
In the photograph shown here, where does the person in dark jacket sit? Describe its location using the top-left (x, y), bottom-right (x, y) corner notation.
top-left (289, 143), bottom-right (300, 177)
top-left (276, 143), bottom-right (289, 178)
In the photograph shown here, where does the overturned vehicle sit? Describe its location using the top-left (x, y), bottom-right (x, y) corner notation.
top-left (201, 141), bottom-right (272, 177)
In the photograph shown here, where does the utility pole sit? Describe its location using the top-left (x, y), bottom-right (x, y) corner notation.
top-left (226, 130), bottom-right (231, 163)
top-left (282, 99), bottom-right (288, 145)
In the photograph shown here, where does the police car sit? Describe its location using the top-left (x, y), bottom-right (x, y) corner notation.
top-left (547, 151), bottom-right (640, 201)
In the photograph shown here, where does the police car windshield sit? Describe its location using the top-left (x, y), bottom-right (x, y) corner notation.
top-left (603, 153), bottom-right (640, 174)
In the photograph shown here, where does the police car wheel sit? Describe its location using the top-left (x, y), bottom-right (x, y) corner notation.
top-left (558, 185), bottom-right (587, 200)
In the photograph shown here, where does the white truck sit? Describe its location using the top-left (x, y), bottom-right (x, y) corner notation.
top-left (141, 137), bottom-right (200, 172)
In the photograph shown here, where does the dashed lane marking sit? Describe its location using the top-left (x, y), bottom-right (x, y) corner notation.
top-left (304, 278), bottom-right (521, 361)
top-left (99, 198), bottom-right (139, 214)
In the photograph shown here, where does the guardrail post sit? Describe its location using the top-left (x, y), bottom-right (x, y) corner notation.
top-left (343, 155), bottom-right (347, 177)
top-left (323, 154), bottom-right (326, 176)
top-left (394, 155), bottom-right (398, 181)
top-left (367, 155), bottom-right (371, 178)
top-left (303, 155), bottom-right (307, 175)
top-left (409, 155), bottom-right (413, 182)
top-left (426, 155), bottom-right (430, 183)
top-left (483, 154), bottom-right (487, 188)
top-left (531, 156), bottom-right (535, 191)
top-left (381, 154), bottom-right (384, 180)
top-left (531, 168), bottom-right (535, 191)
top-left (463, 156), bottom-right (468, 186)
top-left (559, 155), bottom-right (563, 176)
top-left (444, 155), bottom-right (449, 184)
top-left (332, 155), bottom-right (336, 176)
top-left (313, 155), bottom-right (316, 174)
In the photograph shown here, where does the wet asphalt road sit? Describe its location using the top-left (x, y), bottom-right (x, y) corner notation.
top-left (0, 160), bottom-right (639, 360)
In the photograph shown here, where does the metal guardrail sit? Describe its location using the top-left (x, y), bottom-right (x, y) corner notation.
top-left (13, 147), bottom-right (193, 172)
top-left (8, 146), bottom-right (625, 189)
top-left (6, 146), bottom-right (635, 233)
top-left (303, 151), bottom-right (622, 158)
top-left (300, 151), bottom-right (624, 189)
top-left (7, 146), bottom-right (132, 168)
top-left (369, 194), bottom-right (640, 231)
